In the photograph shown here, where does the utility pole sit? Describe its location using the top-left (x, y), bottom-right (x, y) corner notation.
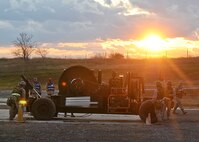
top-left (126, 50), bottom-right (129, 59)
top-left (145, 48), bottom-right (148, 59)
top-left (187, 48), bottom-right (189, 58)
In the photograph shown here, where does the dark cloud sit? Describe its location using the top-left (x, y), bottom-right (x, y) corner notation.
top-left (0, 0), bottom-right (198, 45)
top-left (130, 0), bottom-right (199, 38)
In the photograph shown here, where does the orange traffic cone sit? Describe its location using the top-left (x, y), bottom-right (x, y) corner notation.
top-left (17, 104), bottom-right (25, 123)
top-left (146, 113), bottom-right (151, 125)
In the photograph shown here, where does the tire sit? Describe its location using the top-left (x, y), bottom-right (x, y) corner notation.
top-left (32, 98), bottom-right (56, 120)
top-left (139, 100), bottom-right (158, 123)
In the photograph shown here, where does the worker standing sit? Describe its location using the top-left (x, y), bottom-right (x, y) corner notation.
top-left (109, 71), bottom-right (118, 88)
top-left (109, 71), bottom-right (123, 91)
top-left (165, 81), bottom-right (174, 119)
top-left (153, 81), bottom-right (164, 100)
top-left (153, 81), bottom-right (166, 121)
top-left (6, 81), bottom-right (26, 120)
top-left (173, 83), bottom-right (187, 114)
top-left (46, 78), bottom-right (55, 96)
top-left (33, 77), bottom-right (41, 95)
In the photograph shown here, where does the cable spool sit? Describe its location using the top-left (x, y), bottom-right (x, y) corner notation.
top-left (58, 66), bottom-right (98, 97)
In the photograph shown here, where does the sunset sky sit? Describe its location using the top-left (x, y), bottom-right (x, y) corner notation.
top-left (0, 0), bottom-right (199, 58)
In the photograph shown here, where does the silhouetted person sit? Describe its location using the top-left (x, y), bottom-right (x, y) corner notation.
top-left (173, 83), bottom-right (187, 114)
top-left (46, 78), bottom-right (55, 96)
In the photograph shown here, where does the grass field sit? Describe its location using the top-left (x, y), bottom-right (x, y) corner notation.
top-left (1, 57), bottom-right (199, 89)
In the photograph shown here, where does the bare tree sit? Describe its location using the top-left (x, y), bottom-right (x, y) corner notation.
top-left (12, 33), bottom-right (36, 60)
top-left (36, 48), bottom-right (49, 59)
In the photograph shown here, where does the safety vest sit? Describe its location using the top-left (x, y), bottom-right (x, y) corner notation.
top-left (47, 82), bottom-right (55, 91)
top-left (11, 93), bottom-right (21, 97)
top-left (34, 82), bottom-right (41, 91)
top-left (12, 86), bottom-right (22, 95)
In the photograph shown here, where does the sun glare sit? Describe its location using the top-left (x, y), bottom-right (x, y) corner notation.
top-left (140, 34), bottom-right (166, 51)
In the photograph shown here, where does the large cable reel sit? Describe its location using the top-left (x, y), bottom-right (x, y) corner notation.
top-left (58, 65), bottom-right (98, 97)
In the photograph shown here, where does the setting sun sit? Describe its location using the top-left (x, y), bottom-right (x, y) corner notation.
top-left (141, 34), bottom-right (166, 51)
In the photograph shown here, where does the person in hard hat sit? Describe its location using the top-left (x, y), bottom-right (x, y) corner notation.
top-left (153, 81), bottom-right (164, 100)
top-left (6, 81), bottom-right (26, 120)
top-left (33, 77), bottom-right (41, 95)
top-left (173, 83), bottom-right (187, 114)
top-left (164, 81), bottom-right (175, 119)
top-left (46, 78), bottom-right (55, 96)
top-left (153, 81), bottom-right (166, 121)
top-left (109, 71), bottom-right (117, 87)
top-left (109, 71), bottom-right (123, 90)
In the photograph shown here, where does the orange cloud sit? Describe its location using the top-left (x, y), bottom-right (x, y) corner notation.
top-left (0, 46), bottom-right (16, 58)
top-left (1, 37), bottom-right (199, 59)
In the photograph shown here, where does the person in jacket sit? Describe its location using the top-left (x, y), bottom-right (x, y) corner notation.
top-left (46, 78), bottom-right (55, 96)
top-left (153, 81), bottom-right (165, 100)
top-left (154, 82), bottom-right (165, 120)
top-left (165, 81), bottom-right (175, 119)
top-left (7, 81), bottom-right (26, 120)
top-left (109, 71), bottom-right (118, 88)
top-left (173, 83), bottom-right (187, 114)
top-left (33, 77), bottom-right (41, 95)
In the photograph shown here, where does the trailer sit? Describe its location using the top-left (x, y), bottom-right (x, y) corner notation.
top-left (22, 65), bottom-right (158, 123)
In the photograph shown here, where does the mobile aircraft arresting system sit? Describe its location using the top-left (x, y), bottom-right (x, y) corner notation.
top-left (22, 65), bottom-right (158, 123)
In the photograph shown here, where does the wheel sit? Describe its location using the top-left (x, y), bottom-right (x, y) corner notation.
top-left (32, 98), bottom-right (56, 120)
top-left (139, 100), bottom-right (158, 123)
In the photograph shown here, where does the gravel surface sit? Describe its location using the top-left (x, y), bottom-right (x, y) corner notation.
top-left (0, 110), bottom-right (199, 142)
top-left (1, 89), bottom-right (199, 142)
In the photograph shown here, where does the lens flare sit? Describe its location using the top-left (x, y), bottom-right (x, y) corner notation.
top-left (139, 34), bottom-right (166, 51)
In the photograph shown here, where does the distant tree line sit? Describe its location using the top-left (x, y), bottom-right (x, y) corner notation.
top-left (92, 52), bottom-right (124, 59)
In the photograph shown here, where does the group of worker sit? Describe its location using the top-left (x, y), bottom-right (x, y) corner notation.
top-left (6, 81), bottom-right (26, 120)
top-left (7, 77), bottom-right (76, 120)
top-left (32, 77), bottom-right (55, 96)
top-left (6, 78), bottom-right (55, 120)
top-left (154, 81), bottom-right (187, 120)
top-left (108, 71), bottom-right (187, 121)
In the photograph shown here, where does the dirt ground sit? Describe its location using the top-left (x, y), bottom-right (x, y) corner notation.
top-left (0, 88), bottom-right (199, 142)
top-left (0, 109), bottom-right (199, 142)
